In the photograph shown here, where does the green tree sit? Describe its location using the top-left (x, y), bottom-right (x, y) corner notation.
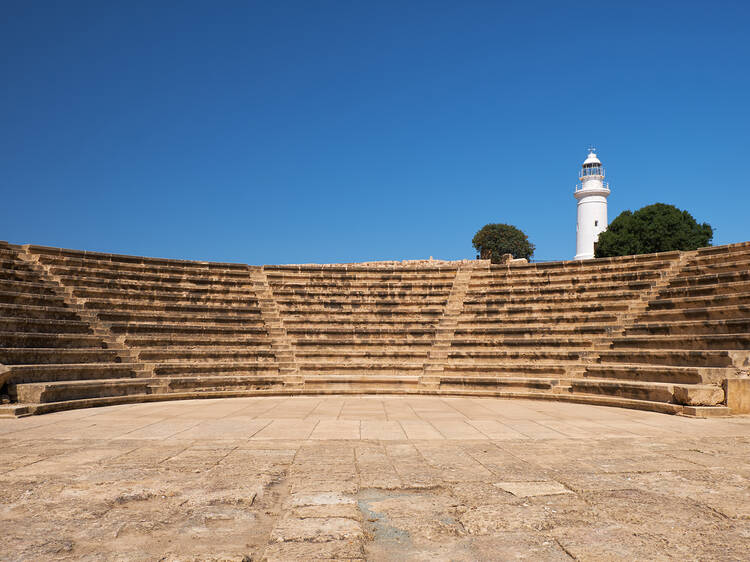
top-left (595, 203), bottom-right (713, 258)
top-left (472, 223), bottom-right (535, 263)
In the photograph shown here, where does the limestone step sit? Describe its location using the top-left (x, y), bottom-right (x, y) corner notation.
top-left (439, 376), bottom-right (557, 391)
top-left (467, 290), bottom-right (642, 306)
top-left (0, 348), bottom-right (122, 365)
top-left (625, 318), bottom-right (750, 336)
top-left (570, 378), bottom-right (725, 406)
top-left (108, 322), bottom-right (268, 336)
top-left (72, 287), bottom-right (258, 308)
top-left (583, 363), bottom-right (727, 385)
top-left (303, 375), bottom-right (421, 390)
top-left (283, 319), bottom-right (440, 329)
top-left (153, 362), bottom-right (279, 376)
top-left (0, 278), bottom-right (59, 296)
top-left (292, 339), bottom-right (432, 348)
top-left (270, 288), bottom-right (452, 298)
top-left (638, 303), bottom-right (750, 322)
top-left (469, 270), bottom-right (663, 288)
top-left (287, 326), bottom-right (435, 337)
top-left (450, 337), bottom-right (596, 349)
top-left (0, 303), bottom-right (81, 321)
top-left (462, 302), bottom-right (631, 315)
top-left (95, 310), bottom-right (265, 325)
top-left (447, 349), bottom-right (589, 362)
top-left (156, 375), bottom-right (284, 392)
top-left (277, 310), bottom-right (443, 320)
top-left (39, 257), bottom-right (253, 280)
top-left (453, 324), bottom-right (613, 337)
top-left (0, 404), bottom-right (32, 418)
top-left (53, 272), bottom-right (259, 295)
top-left (123, 335), bottom-right (271, 348)
top-left (646, 289), bottom-right (750, 310)
top-left (457, 312), bottom-right (619, 325)
top-left (612, 333), bottom-right (750, 350)
top-left (296, 349), bottom-right (430, 361)
top-left (14, 378), bottom-right (155, 403)
top-left (0, 317), bottom-right (92, 334)
top-left (0, 268), bottom-right (48, 284)
top-left (6, 362), bottom-right (141, 384)
top-left (470, 279), bottom-right (655, 296)
top-left (655, 280), bottom-right (750, 301)
top-left (274, 296), bottom-right (449, 306)
top-left (268, 281), bottom-right (455, 291)
top-left (137, 347), bottom-right (275, 362)
top-left (82, 298), bottom-right (262, 315)
top-left (0, 290), bottom-right (67, 308)
top-left (0, 331), bottom-right (107, 349)
top-left (668, 270), bottom-right (750, 288)
top-left (30, 245), bottom-right (250, 272)
top-left (443, 363), bottom-right (568, 376)
top-left (675, 257), bottom-right (750, 277)
top-left (297, 364), bottom-right (424, 376)
top-left (598, 349), bottom-right (736, 368)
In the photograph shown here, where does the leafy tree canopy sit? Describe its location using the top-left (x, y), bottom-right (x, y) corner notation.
top-left (595, 203), bottom-right (713, 258)
top-left (472, 223), bottom-right (535, 263)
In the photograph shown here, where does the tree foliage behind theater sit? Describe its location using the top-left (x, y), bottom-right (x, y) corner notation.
top-left (472, 223), bottom-right (535, 263)
top-left (595, 203), bottom-right (713, 258)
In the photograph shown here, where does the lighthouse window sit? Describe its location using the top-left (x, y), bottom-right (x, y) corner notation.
top-left (595, 220), bottom-right (599, 226)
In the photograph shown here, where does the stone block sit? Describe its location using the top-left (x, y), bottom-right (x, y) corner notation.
top-left (724, 377), bottom-right (750, 414)
top-left (673, 385), bottom-right (725, 406)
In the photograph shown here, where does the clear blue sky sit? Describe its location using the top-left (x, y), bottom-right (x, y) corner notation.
top-left (2, 1), bottom-right (748, 264)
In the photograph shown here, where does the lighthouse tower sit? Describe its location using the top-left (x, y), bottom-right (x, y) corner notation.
top-left (574, 148), bottom-right (610, 260)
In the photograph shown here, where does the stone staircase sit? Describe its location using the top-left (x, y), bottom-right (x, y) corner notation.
top-left (1, 240), bottom-right (748, 417)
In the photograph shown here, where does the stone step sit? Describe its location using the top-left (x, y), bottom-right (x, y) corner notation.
top-left (155, 375), bottom-right (284, 392)
top-left (676, 256), bottom-right (750, 277)
top-left (639, 303), bottom-right (750, 321)
top-left (270, 288), bottom-right (452, 298)
top-left (668, 270), bottom-right (750, 288)
top-left (466, 290), bottom-right (642, 305)
top-left (124, 335), bottom-right (271, 348)
top-left (447, 349), bottom-right (589, 362)
top-left (0, 290), bottom-right (67, 308)
top-left (439, 376), bottom-right (557, 391)
top-left (653, 282), bottom-right (750, 302)
top-left (625, 318), bottom-right (750, 336)
top-left (0, 278), bottom-right (59, 296)
top-left (108, 322), bottom-right (268, 335)
top-left (30, 245), bottom-right (250, 272)
top-left (296, 349), bottom-right (430, 360)
top-left (153, 362), bottom-right (279, 376)
top-left (612, 333), bottom-right (750, 350)
top-left (5, 362), bottom-right (141, 384)
top-left (292, 339), bottom-right (433, 348)
top-left (453, 325), bottom-right (613, 336)
top-left (469, 269), bottom-right (664, 287)
top-left (287, 326), bottom-right (436, 336)
top-left (463, 302), bottom-right (631, 315)
top-left (302, 375), bottom-right (421, 390)
top-left (95, 310), bottom-right (265, 325)
top-left (39, 257), bottom-right (254, 280)
top-left (570, 378), bottom-right (725, 406)
top-left (82, 298), bottom-right (262, 315)
top-left (443, 363), bottom-right (568, 376)
top-left (268, 281), bottom-right (455, 290)
top-left (583, 363), bottom-right (726, 385)
top-left (0, 331), bottom-right (107, 349)
top-left (457, 312), bottom-right (619, 325)
top-left (598, 349), bottom-right (736, 368)
top-left (0, 317), bottom-right (92, 334)
top-left (0, 303), bottom-right (81, 321)
top-left (450, 337), bottom-right (596, 349)
top-left (0, 348), bottom-right (122, 365)
top-left (137, 348), bottom-right (276, 362)
top-left (53, 271), bottom-right (259, 294)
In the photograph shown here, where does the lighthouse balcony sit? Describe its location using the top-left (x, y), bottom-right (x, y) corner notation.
top-left (575, 181), bottom-right (610, 192)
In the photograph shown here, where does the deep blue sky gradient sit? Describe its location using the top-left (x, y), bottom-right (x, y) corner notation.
top-left (2, 1), bottom-right (748, 263)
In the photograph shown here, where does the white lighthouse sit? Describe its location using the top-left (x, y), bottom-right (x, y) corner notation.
top-left (574, 148), bottom-right (610, 260)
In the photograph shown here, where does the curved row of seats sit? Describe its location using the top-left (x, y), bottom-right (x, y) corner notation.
top-left (1, 241), bottom-right (748, 417)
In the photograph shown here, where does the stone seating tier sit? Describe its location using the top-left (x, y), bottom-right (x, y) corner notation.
top-left (1, 241), bottom-right (748, 418)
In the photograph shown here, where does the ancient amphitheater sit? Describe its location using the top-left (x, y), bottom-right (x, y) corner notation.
top-left (1, 240), bottom-right (749, 417)
top-left (1, 240), bottom-right (749, 560)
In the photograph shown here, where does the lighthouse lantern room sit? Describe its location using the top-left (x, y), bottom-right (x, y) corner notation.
top-left (574, 148), bottom-right (610, 260)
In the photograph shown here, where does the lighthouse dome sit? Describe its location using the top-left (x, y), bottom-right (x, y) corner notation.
top-left (583, 151), bottom-right (601, 166)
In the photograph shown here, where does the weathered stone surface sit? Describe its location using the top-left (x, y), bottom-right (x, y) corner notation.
top-left (673, 384), bottom-right (725, 406)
